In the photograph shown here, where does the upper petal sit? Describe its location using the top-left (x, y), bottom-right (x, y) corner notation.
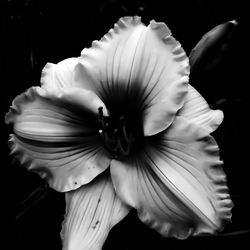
top-left (6, 87), bottom-right (110, 192)
top-left (178, 84), bottom-right (223, 133)
top-left (110, 117), bottom-right (232, 239)
top-left (61, 172), bottom-right (130, 250)
top-left (75, 16), bottom-right (189, 136)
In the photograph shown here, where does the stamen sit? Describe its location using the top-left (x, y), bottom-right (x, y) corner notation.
top-left (97, 107), bottom-right (134, 159)
top-left (98, 107), bottom-right (105, 130)
top-left (98, 107), bottom-right (103, 118)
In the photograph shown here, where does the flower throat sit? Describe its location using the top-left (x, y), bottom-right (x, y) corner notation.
top-left (98, 107), bottom-right (135, 159)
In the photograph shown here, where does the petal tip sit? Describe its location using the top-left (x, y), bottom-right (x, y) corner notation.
top-left (5, 87), bottom-right (40, 125)
top-left (149, 19), bottom-right (171, 38)
top-left (40, 62), bottom-right (55, 88)
top-left (118, 16), bottom-right (142, 27)
top-left (216, 109), bottom-right (224, 126)
top-left (41, 58), bottom-right (79, 91)
top-left (229, 19), bottom-right (239, 26)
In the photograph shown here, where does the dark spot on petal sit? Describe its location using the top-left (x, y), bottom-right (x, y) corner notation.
top-left (92, 220), bottom-right (100, 230)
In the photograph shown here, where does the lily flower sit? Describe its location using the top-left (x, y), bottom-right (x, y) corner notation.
top-left (6, 16), bottom-right (233, 250)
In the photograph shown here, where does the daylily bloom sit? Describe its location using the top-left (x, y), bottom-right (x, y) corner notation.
top-left (6, 16), bottom-right (233, 250)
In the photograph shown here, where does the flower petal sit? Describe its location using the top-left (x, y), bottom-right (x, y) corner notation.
top-left (76, 16), bottom-right (189, 135)
top-left (178, 85), bottom-right (223, 133)
top-left (41, 58), bottom-right (79, 91)
top-left (6, 87), bottom-right (110, 192)
top-left (111, 117), bottom-right (232, 239)
top-left (61, 172), bottom-right (130, 250)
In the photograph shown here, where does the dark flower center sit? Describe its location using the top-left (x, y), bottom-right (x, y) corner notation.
top-left (98, 106), bottom-right (143, 159)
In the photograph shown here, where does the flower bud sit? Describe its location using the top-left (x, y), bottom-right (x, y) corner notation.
top-left (189, 20), bottom-right (238, 75)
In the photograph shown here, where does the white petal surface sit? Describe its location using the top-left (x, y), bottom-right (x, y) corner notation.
top-left (111, 117), bottom-right (232, 239)
top-left (76, 16), bottom-right (189, 136)
top-left (6, 87), bottom-right (110, 192)
top-left (61, 173), bottom-right (130, 250)
top-left (41, 58), bottom-right (79, 91)
top-left (178, 84), bottom-right (223, 133)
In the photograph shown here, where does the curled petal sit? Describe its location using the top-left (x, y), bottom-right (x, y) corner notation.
top-left (111, 117), bottom-right (232, 238)
top-left (178, 84), bottom-right (223, 133)
top-left (41, 58), bottom-right (79, 91)
top-left (6, 87), bottom-right (110, 192)
top-left (61, 173), bottom-right (130, 250)
top-left (76, 16), bottom-right (189, 136)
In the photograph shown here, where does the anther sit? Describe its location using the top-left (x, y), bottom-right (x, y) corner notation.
top-left (98, 106), bottom-right (103, 115)
top-left (98, 107), bottom-right (106, 131)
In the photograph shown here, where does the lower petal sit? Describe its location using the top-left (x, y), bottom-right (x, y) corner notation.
top-left (110, 117), bottom-right (232, 239)
top-left (178, 84), bottom-right (223, 133)
top-left (61, 172), bottom-right (130, 250)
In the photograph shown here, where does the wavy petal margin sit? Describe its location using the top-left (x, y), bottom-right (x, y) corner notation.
top-left (61, 173), bottom-right (130, 250)
top-left (75, 16), bottom-right (189, 136)
top-left (111, 117), bottom-right (232, 239)
top-left (41, 58), bottom-right (79, 91)
top-left (5, 87), bottom-right (110, 192)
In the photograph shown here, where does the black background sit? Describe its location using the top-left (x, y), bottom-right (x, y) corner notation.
top-left (1, 0), bottom-right (250, 249)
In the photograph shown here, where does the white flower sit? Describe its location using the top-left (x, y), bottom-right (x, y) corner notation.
top-left (6, 17), bottom-right (232, 250)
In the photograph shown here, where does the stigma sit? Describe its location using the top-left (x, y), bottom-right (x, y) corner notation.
top-left (98, 107), bottom-right (134, 159)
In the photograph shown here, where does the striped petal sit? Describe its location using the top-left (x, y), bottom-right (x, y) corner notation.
top-left (6, 87), bottom-right (110, 192)
top-left (111, 117), bottom-right (232, 239)
top-left (61, 172), bottom-right (130, 250)
top-left (75, 16), bottom-right (189, 136)
top-left (178, 85), bottom-right (223, 133)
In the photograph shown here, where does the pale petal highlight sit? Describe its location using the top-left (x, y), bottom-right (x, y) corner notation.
top-left (178, 85), bottom-right (223, 133)
top-left (61, 173), bottom-right (130, 250)
top-left (41, 58), bottom-right (78, 91)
